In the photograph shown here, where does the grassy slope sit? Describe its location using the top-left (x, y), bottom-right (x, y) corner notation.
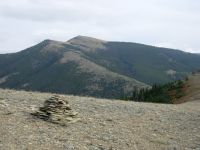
top-left (1, 36), bottom-right (200, 98)
top-left (0, 41), bottom-right (147, 98)
top-left (176, 72), bottom-right (200, 103)
top-left (81, 42), bottom-right (200, 84)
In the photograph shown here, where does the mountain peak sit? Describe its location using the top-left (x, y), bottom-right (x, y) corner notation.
top-left (34, 39), bottom-right (65, 53)
top-left (68, 35), bottom-right (106, 44)
top-left (41, 39), bottom-right (62, 44)
top-left (43, 39), bottom-right (53, 42)
top-left (67, 35), bottom-right (107, 51)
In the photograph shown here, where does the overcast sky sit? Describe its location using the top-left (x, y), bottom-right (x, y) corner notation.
top-left (0, 0), bottom-right (200, 53)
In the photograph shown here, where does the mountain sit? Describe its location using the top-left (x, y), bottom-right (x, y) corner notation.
top-left (0, 35), bottom-right (200, 98)
top-left (0, 37), bottom-right (147, 98)
top-left (70, 36), bottom-right (200, 84)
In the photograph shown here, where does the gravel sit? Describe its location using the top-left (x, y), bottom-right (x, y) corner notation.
top-left (0, 89), bottom-right (200, 150)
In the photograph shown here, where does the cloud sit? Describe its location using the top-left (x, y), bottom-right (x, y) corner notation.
top-left (0, 0), bottom-right (200, 53)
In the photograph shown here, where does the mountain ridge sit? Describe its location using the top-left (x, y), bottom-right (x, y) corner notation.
top-left (0, 36), bottom-right (200, 98)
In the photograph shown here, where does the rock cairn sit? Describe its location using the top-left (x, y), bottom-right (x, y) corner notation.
top-left (32, 95), bottom-right (80, 126)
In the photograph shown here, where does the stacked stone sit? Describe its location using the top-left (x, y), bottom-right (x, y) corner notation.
top-left (32, 95), bottom-right (80, 126)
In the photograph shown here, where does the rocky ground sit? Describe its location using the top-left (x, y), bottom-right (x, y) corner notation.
top-left (0, 87), bottom-right (200, 150)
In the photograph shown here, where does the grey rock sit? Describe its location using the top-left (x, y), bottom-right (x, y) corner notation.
top-left (31, 95), bottom-right (80, 125)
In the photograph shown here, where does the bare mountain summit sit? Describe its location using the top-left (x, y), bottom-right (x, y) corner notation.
top-left (67, 35), bottom-right (107, 52)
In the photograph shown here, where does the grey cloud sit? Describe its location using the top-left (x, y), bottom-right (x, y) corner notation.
top-left (0, 0), bottom-right (200, 53)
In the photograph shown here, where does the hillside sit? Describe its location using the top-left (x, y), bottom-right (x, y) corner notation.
top-left (0, 73), bottom-right (200, 150)
top-left (176, 72), bottom-right (200, 104)
top-left (68, 36), bottom-right (200, 84)
top-left (0, 36), bottom-right (200, 98)
top-left (0, 38), bottom-right (147, 98)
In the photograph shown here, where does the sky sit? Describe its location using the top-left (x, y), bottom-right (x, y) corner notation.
top-left (0, 0), bottom-right (200, 53)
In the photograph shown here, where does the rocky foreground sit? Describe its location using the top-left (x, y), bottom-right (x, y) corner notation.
top-left (0, 88), bottom-right (200, 150)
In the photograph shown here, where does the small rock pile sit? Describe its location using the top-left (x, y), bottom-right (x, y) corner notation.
top-left (32, 95), bottom-right (80, 126)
